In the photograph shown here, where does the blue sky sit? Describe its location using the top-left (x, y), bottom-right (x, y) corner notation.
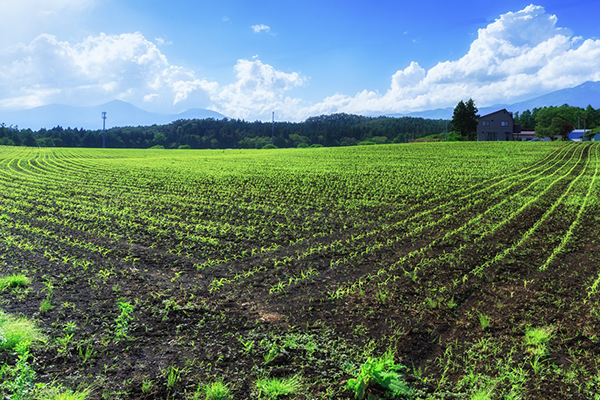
top-left (1, 1), bottom-right (600, 120)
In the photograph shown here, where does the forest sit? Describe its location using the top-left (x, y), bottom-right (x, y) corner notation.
top-left (0, 114), bottom-right (447, 149)
top-left (1, 104), bottom-right (599, 149)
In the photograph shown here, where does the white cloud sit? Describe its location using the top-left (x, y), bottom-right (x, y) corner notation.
top-left (2, 5), bottom-right (600, 122)
top-left (301, 4), bottom-right (600, 118)
top-left (251, 24), bottom-right (275, 36)
top-left (210, 59), bottom-right (306, 119)
top-left (155, 37), bottom-right (173, 46)
top-left (0, 32), bottom-right (216, 112)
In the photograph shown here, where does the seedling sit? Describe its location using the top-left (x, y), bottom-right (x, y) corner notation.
top-left (115, 301), bottom-right (134, 341)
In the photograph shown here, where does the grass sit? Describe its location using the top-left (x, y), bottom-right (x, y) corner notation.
top-left (255, 374), bottom-right (303, 399)
top-left (200, 380), bottom-right (232, 400)
top-left (38, 386), bottom-right (91, 400)
top-left (0, 274), bottom-right (30, 292)
top-left (524, 326), bottom-right (554, 356)
top-left (0, 312), bottom-right (45, 350)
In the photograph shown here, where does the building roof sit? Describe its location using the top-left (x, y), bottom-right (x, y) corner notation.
top-left (478, 109), bottom-right (510, 119)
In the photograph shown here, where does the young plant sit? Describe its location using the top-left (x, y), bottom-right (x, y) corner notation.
top-left (114, 301), bottom-right (134, 341)
top-left (141, 379), bottom-right (154, 393)
top-left (164, 365), bottom-right (181, 389)
top-left (346, 349), bottom-right (412, 399)
top-left (40, 281), bottom-right (54, 313)
top-left (479, 313), bottom-right (491, 330)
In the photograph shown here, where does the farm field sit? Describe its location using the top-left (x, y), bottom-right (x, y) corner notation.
top-left (1, 142), bottom-right (600, 399)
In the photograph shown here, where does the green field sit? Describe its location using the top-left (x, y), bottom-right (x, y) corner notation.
top-left (1, 142), bottom-right (599, 399)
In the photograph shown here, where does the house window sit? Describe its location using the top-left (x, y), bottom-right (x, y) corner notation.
top-left (501, 121), bottom-right (509, 127)
top-left (482, 121), bottom-right (490, 127)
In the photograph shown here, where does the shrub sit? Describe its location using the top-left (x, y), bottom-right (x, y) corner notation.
top-left (309, 144), bottom-right (324, 148)
top-left (297, 143), bottom-right (310, 148)
top-left (178, 144), bottom-right (191, 149)
top-left (357, 141), bottom-right (376, 146)
top-left (149, 145), bottom-right (165, 149)
top-left (262, 144), bottom-right (278, 149)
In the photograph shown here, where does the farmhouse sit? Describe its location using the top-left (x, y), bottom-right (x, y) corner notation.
top-left (477, 109), bottom-right (522, 141)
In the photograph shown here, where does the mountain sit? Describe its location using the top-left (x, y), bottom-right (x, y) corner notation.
top-left (0, 100), bottom-right (226, 130)
top-left (384, 81), bottom-right (600, 120)
top-left (479, 80), bottom-right (600, 116)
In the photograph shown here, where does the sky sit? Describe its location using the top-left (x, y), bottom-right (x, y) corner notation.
top-left (1, 0), bottom-right (600, 121)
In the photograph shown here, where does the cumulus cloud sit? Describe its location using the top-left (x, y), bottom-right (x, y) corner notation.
top-left (2, 5), bottom-right (599, 122)
top-left (0, 32), bottom-right (216, 112)
top-left (304, 4), bottom-right (600, 117)
top-left (210, 59), bottom-right (306, 119)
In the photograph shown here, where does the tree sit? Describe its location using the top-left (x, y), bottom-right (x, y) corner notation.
top-left (451, 99), bottom-right (479, 140)
top-left (535, 117), bottom-right (574, 140)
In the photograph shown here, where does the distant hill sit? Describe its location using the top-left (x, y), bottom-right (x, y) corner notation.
top-left (0, 100), bottom-right (226, 130)
top-left (384, 80), bottom-right (600, 120)
top-left (480, 81), bottom-right (600, 116)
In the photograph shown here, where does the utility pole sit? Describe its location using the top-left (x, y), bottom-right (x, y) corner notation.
top-left (271, 111), bottom-right (274, 145)
top-left (445, 120), bottom-right (448, 142)
top-left (102, 111), bottom-right (107, 148)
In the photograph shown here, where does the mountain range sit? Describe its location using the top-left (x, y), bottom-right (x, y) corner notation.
top-left (388, 80), bottom-right (600, 120)
top-left (1, 81), bottom-right (600, 129)
top-left (0, 100), bottom-right (226, 130)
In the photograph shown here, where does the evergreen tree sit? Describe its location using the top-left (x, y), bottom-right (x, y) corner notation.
top-left (451, 99), bottom-right (479, 140)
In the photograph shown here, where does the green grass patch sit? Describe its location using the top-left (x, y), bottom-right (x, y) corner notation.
top-left (199, 380), bottom-right (232, 400)
top-left (0, 312), bottom-right (45, 351)
top-left (255, 374), bottom-right (303, 399)
top-left (38, 387), bottom-right (91, 400)
top-left (0, 274), bottom-right (30, 292)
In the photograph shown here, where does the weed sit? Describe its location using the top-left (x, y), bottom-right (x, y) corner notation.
top-left (478, 313), bottom-right (491, 330)
top-left (525, 326), bottom-right (553, 356)
top-left (346, 349), bottom-right (412, 399)
top-left (164, 365), bottom-right (181, 389)
top-left (0, 312), bottom-right (45, 350)
top-left (0, 342), bottom-right (37, 400)
top-left (0, 274), bottom-right (30, 292)
top-left (77, 343), bottom-right (95, 364)
top-left (255, 374), bottom-right (303, 399)
top-left (37, 386), bottom-right (92, 400)
top-left (141, 379), bottom-right (154, 393)
top-left (200, 380), bottom-right (232, 400)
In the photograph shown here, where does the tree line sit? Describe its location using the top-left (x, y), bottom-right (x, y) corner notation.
top-left (0, 114), bottom-right (448, 149)
top-left (449, 100), bottom-right (600, 140)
